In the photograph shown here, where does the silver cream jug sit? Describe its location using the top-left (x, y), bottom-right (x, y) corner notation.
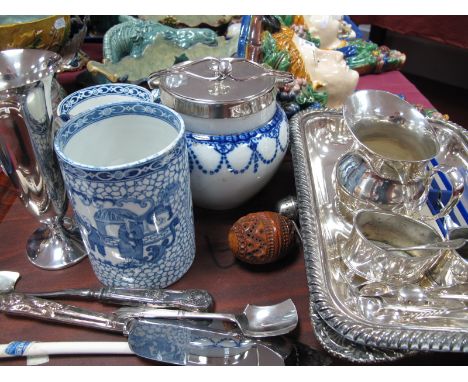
top-left (0, 49), bottom-right (86, 269)
top-left (336, 90), bottom-right (465, 221)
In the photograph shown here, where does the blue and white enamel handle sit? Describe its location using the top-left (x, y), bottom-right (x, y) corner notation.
top-left (0, 341), bottom-right (133, 365)
top-left (1, 341), bottom-right (132, 357)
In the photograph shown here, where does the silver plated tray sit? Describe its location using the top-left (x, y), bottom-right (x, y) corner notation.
top-left (290, 108), bottom-right (468, 362)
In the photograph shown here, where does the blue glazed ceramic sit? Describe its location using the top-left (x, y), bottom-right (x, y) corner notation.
top-left (57, 83), bottom-right (153, 122)
top-left (185, 105), bottom-right (289, 210)
top-left (54, 101), bottom-right (195, 288)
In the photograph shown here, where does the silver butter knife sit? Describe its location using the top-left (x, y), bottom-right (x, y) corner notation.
top-left (30, 288), bottom-right (213, 312)
top-left (0, 271), bottom-right (212, 312)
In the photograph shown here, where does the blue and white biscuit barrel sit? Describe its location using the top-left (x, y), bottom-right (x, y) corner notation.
top-left (54, 101), bottom-right (195, 288)
top-left (149, 57), bottom-right (293, 210)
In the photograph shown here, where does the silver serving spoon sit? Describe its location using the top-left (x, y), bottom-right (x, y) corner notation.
top-left (359, 281), bottom-right (468, 304)
top-left (115, 299), bottom-right (298, 338)
top-left (383, 238), bottom-right (467, 252)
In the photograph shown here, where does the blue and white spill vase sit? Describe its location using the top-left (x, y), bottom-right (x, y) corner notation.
top-left (54, 101), bottom-right (195, 288)
top-left (57, 83), bottom-right (154, 124)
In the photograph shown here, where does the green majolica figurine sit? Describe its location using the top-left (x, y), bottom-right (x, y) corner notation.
top-left (339, 38), bottom-right (407, 75)
top-left (261, 26), bottom-right (359, 113)
top-left (139, 15), bottom-right (235, 28)
top-left (87, 16), bottom-right (240, 83)
top-left (102, 16), bottom-right (219, 64)
top-left (238, 15), bottom-right (406, 117)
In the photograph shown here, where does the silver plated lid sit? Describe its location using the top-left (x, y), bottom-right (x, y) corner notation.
top-left (148, 57), bottom-right (293, 119)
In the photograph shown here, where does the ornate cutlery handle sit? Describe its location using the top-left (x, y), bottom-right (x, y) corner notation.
top-left (115, 307), bottom-right (238, 326)
top-left (32, 288), bottom-right (213, 311)
top-left (0, 293), bottom-right (125, 332)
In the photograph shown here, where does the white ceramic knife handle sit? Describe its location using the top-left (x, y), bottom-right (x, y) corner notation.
top-left (0, 341), bottom-right (132, 358)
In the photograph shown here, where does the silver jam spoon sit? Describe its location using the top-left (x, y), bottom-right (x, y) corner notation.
top-left (383, 238), bottom-right (467, 252)
top-left (115, 299), bottom-right (298, 338)
top-left (359, 281), bottom-right (468, 304)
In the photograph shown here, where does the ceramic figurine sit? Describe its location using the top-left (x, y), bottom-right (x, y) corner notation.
top-left (336, 39), bottom-right (407, 75)
top-left (238, 16), bottom-right (406, 117)
top-left (86, 16), bottom-right (240, 83)
top-left (283, 16), bottom-right (406, 75)
top-left (280, 15), bottom-right (355, 50)
top-left (102, 17), bottom-right (219, 64)
top-left (263, 26), bottom-right (359, 109)
top-left (58, 16), bottom-right (90, 72)
top-left (228, 212), bottom-right (296, 265)
top-left (415, 106), bottom-right (449, 121)
top-left (139, 15), bottom-right (235, 28)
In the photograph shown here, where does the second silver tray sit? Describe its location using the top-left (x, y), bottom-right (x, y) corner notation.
top-left (290, 108), bottom-right (468, 361)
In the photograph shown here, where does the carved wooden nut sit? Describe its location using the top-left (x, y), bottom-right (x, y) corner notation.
top-left (228, 211), bottom-right (296, 265)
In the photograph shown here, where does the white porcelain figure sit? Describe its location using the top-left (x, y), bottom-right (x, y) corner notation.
top-left (293, 34), bottom-right (359, 108)
top-left (303, 15), bottom-right (355, 50)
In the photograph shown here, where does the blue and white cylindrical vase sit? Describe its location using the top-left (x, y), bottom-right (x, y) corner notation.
top-left (54, 101), bottom-right (195, 288)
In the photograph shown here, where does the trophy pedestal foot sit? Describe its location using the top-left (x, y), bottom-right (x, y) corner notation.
top-left (26, 217), bottom-right (87, 270)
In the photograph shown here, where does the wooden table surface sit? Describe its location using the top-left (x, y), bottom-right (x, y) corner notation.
top-left (0, 44), bottom-right (467, 365)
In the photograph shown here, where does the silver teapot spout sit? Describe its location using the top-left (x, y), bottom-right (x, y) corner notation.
top-left (0, 49), bottom-right (86, 270)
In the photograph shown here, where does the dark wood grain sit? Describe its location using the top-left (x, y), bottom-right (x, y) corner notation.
top-left (0, 173), bottom-right (16, 224)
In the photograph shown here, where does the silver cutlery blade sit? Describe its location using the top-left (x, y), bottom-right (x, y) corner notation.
top-left (126, 318), bottom-right (285, 365)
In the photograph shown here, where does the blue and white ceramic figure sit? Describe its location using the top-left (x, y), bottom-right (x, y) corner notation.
top-left (54, 101), bottom-right (195, 288)
top-left (186, 105), bottom-right (289, 210)
top-left (57, 83), bottom-right (154, 123)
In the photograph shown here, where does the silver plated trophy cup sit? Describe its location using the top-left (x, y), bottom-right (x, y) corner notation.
top-left (0, 49), bottom-right (86, 269)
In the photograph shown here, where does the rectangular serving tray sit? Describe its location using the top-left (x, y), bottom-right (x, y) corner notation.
top-left (289, 108), bottom-right (468, 361)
